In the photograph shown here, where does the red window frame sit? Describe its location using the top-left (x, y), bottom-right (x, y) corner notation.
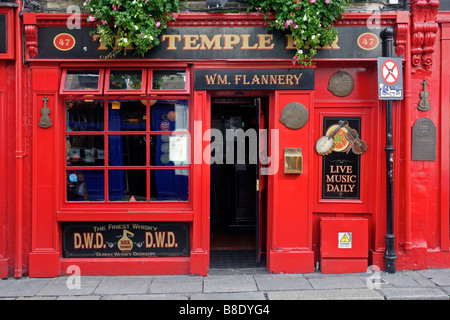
top-left (104, 68), bottom-right (148, 95)
top-left (58, 67), bottom-right (194, 220)
top-left (59, 68), bottom-right (105, 95)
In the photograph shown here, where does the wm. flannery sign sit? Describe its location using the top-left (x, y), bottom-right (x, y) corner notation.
top-left (33, 26), bottom-right (383, 60)
top-left (194, 68), bottom-right (314, 90)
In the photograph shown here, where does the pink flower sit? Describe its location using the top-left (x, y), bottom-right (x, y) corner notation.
top-left (310, 0), bottom-right (316, 3)
top-left (325, 0), bottom-right (330, 3)
top-left (88, 16), bottom-right (95, 22)
top-left (101, 20), bottom-right (107, 25)
top-left (156, 22), bottom-right (161, 27)
top-left (285, 19), bottom-right (293, 28)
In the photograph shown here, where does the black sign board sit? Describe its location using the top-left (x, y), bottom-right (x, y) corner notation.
top-left (440, 2), bottom-right (450, 11)
top-left (62, 222), bottom-right (190, 258)
top-left (411, 117), bottom-right (436, 161)
top-left (322, 117), bottom-right (361, 200)
top-left (33, 26), bottom-right (384, 60)
top-left (0, 14), bottom-right (7, 54)
top-left (194, 68), bottom-right (314, 90)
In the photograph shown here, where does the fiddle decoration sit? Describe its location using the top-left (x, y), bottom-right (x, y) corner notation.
top-left (39, 96), bottom-right (52, 129)
top-left (316, 121), bottom-right (367, 156)
top-left (418, 79), bottom-right (431, 112)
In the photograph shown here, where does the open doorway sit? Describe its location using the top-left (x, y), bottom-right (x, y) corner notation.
top-left (209, 96), bottom-right (267, 268)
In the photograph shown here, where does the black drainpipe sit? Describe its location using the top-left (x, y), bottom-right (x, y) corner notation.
top-left (381, 27), bottom-right (397, 274)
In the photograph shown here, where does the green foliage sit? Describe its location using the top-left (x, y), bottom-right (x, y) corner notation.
top-left (83, 0), bottom-right (181, 58)
top-left (248, 0), bottom-right (352, 66)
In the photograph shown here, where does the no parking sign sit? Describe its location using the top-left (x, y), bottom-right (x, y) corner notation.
top-left (377, 57), bottom-right (403, 100)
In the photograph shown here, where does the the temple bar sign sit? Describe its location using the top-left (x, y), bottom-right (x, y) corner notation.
top-left (34, 26), bottom-right (384, 60)
top-left (195, 68), bottom-right (314, 90)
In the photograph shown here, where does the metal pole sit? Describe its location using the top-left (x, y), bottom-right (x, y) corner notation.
top-left (381, 27), bottom-right (397, 274)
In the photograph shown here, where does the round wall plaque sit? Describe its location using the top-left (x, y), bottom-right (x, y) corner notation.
top-left (280, 102), bottom-right (308, 130)
top-left (328, 71), bottom-right (354, 97)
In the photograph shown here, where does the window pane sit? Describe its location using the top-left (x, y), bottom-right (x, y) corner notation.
top-left (66, 100), bottom-right (104, 132)
top-left (108, 135), bottom-right (146, 166)
top-left (150, 169), bottom-right (189, 201)
top-left (108, 100), bottom-right (146, 131)
top-left (67, 170), bottom-right (104, 201)
top-left (152, 70), bottom-right (186, 90)
top-left (150, 100), bottom-right (189, 131)
top-left (109, 70), bottom-right (143, 90)
top-left (64, 70), bottom-right (100, 91)
top-left (150, 134), bottom-right (189, 166)
top-left (108, 170), bottom-right (147, 201)
top-left (66, 135), bottom-right (105, 166)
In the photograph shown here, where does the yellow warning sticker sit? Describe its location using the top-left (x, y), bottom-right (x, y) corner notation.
top-left (338, 232), bottom-right (352, 249)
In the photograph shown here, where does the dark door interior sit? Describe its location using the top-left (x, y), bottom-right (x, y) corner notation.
top-left (209, 97), bottom-right (267, 268)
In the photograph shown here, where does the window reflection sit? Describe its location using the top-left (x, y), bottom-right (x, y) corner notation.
top-left (150, 100), bottom-right (189, 131)
top-left (152, 70), bottom-right (186, 90)
top-left (66, 135), bottom-right (105, 166)
top-left (150, 134), bottom-right (189, 166)
top-left (151, 169), bottom-right (188, 201)
top-left (109, 70), bottom-right (143, 90)
top-left (66, 100), bottom-right (104, 132)
top-left (108, 170), bottom-right (146, 201)
top-left (67, 170), bottom-right (104, 201)
top-left (108, 135), bottom-right (146, 166)
top-left (108, 100), bottom-right (146, 131)
top-left (64, 70), bottom-right (100, 91)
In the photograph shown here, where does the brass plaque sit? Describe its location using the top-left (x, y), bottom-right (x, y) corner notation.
top-left (412, 117), bottom-right (436, 161)
top-left (284, 148), bottom-right (303, 174)
top-left (280, 102), bottom-right (308, 130)
top-left (328, 71), bottom-right (354, 97)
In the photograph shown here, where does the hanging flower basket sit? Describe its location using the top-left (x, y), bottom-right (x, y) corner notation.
top-left (83, 0), bottom-right (181, 58)
top-left (248, 0), bottom-right (352, 66)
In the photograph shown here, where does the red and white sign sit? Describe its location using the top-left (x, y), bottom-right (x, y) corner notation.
top-left (381, 59), bottom-right (400, 85)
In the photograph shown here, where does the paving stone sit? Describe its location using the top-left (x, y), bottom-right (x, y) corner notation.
top-left (267, 289), bottom-right (384, 300)
top-left (100, 294), bottom-right (188, 300)
top-left (94, 276), bottom-right (153, 295)
top-left (254, 274), bottom-right (313, 291)
top-left (190, 292), bottom-right (266, 300)
top-left (417, 269), bottom-right (450, 286)
top-left (37, 276), bottom-right (102, 296)
top-left (57, 295), bottom-right (102, 300)
top-left (307, 276), bottom-right (368, 290)
top-left (203, 275), bottom-right (257, 293)
top-left (149, 277), bottom-right (203, 294)
top-left (0, 278), bottom-right (50, 297)
top-left (380, 287), bottom-right (449, 300)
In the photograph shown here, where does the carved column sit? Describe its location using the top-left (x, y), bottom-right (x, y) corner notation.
top-left (410, 0), bottom-right (440, 73)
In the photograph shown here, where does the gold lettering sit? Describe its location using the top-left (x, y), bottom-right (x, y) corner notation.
top-left (199, 34), bottom-right (222, 50)
top-left (270, 75), bottom-right (277, 84)
top-left (205, 73), bottom-right (217, 85)
top-left (293, 74), bottom-right (302, 84)
top-left (183, 35), bottom-right (200, 50)
top-left (258, 34), bottom-right (274, 50)
top-left (261, 75), bottom-right (268, 85)
top-left (241, 34), bottom-right (258, 50)
top-left (243, 75), bottom-right (250, 85)
top-left (161, 35), bottom-right (182, 50)
top-left (234, 74), bottom-right (242, 84)
top-left (93, 35), bottom-right (108, 50)
top-left (217, 74), bottom-right (228, 85)
top-left (286, 74), bottom-right (294, 85)
top-left (223, 34), bottom-right (240, 50)
top-left (285, 34), bottom-right (296, 50)
top-left (251, 75), bottom-right (260, 85)
top-left (322, 36), bottom-right (340, 50)
top-left (278, 74), bottom-right (285, 85)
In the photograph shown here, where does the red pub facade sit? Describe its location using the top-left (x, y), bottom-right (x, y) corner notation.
top-left (0, 0), bottom-right (450, 278)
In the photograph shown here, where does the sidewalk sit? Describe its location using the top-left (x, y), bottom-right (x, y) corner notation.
top-left (0, 267), bottom-right (449, 301)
